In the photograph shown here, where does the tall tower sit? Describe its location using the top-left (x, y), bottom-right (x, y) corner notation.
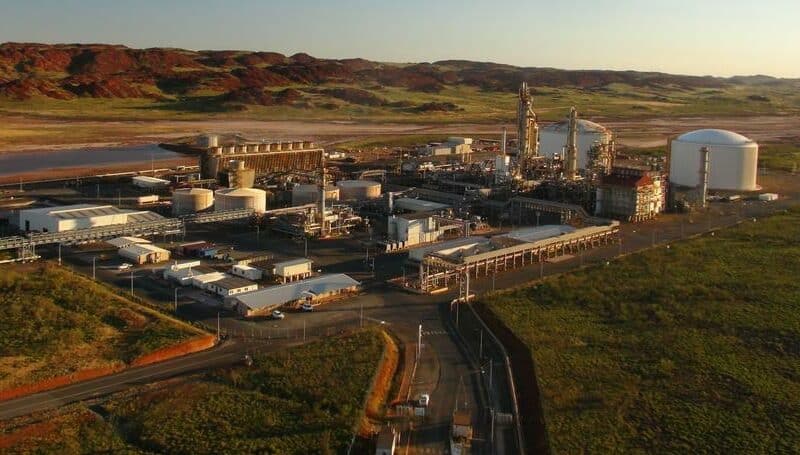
top-left (564, 107), bottom-right (579, 181)
top-left (517, 82), bottom-right (539, 173)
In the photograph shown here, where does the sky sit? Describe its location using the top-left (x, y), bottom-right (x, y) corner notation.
top-left (1, 0), bottom-right (799, 77)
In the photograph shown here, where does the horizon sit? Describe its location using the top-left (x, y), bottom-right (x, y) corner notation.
top-left (1, 0), bottom-right (798, 78)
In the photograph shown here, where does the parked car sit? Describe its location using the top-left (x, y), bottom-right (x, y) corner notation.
top-left (272, 310), bottom-right (285, 320)
top-left (301, 302), bottom-right (314, 312)
top-left (117, 263), bottom-right (133, 271)
top-left (417, 393), bottom-right (430, 407)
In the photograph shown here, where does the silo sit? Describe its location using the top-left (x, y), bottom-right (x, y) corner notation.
top-left (669, 129), bottom-right (759, 191)
top-left (337, 180), bottom-right (381, 200)
top-left (214, 188), bottom-right (267, 213)
top-left (172, 188), bottom-right (214, 215)
top-left (539, 119), bottom-right (611, 169)
top-left (292, 184), bottom-right (340, 205)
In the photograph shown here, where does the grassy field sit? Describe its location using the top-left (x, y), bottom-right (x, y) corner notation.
top-left (0, 264), bottom-right (202, 390)
top-left (1, 82), bottom-right (799, 124)
top-left (484, 209), bottom-right (800, 453)
top-left (620, 141), bottom-right (800, 173)
top-left (0, 329), bottom-right (389, 454)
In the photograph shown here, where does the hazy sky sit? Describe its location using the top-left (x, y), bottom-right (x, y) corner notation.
top-left (1, 0), bottom-right (799, 77)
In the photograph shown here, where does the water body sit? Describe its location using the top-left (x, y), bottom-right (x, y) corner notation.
top-left (0, 144), bottom-right (187, 177)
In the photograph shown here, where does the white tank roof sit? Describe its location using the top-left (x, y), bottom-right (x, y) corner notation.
top-left (542, 119), bottom-right (608, 134)
top-left (215, 188), bottom-right (266, 196)
top-left (675, 129), bottom-right (755, 146)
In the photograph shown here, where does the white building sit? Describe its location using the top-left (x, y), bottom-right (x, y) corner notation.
top-left (420, 138), bottom-right (472, 157)
top-left (230, 274), bottom-right (360, 317)
top-left (231, 264), bottom-right (263, 281)
top-left (669, 129), bottom-right (759, 191)
top-left (206, 276), bottom-right (258, 298)
top-left (16, 204), bottom-right (164, 233)
top-left (132, 175), bottom-right (171, 189)
top-left (190, 272), bottom-right (228, 290)
top-left (539, 119), bottom-right (612, 169)
top-left (386, 214), bottom-right (462, 250)
top-left (119, 243), bottom-right (171, 264)
top-left (273, 258), bottom-right (313, 283)
top-left (106, 236), bottom-right (151, 249)
top-left (162, 261), bottom-right (205, 285)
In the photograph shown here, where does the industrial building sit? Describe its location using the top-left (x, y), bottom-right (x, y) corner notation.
top-left (118, 243), bottom-right (171, 264)
top-left (409, 223), bottom-right (619, 292)
top-left (190, 271), bottom-right (228, 289)
top-left (595, 165), bottom-right (665, 222)
top-left (419, 137), bottom-right (473, 157)
top-left (272, 258), bottom-right (313, 283)
top-left (393, 198), bottom-right (450, 214)
top-left (231, 264), bottom-right (263, 281)
top-left (106, 236), bottom-right (150, 249)
top-left (132, 175), bottom-right (171, 189)
top-left (205, 276), bottom-right (258, 298)
top-left (199, 140), bottom-right (323, 180)
top-left (385, 213), bottom-right (463, 250)
top-left (16, 204), bottom-right (164, 233)
top-left (163, 261), bottom-right (208, 285)
top-left (230, 274), bottom-right (360, 317)
top-left (539, 118), bottom-right (613, 169)
top-left (669, 129), bottom-right (759, 191)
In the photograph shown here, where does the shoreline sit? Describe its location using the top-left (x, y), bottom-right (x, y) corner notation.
top-left (0, 157), bottom-right (195, 185)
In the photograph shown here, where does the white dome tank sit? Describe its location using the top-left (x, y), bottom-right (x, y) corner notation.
top-left (669, 129), bottom-right (759, 191)
top-left (172, 188), bottom-right (214, 215)
top-left (337, 180), bottom-right (381, 200)
top-left (539, 119), bottom-right (611, 169)
top-left (291, 184), bottom-right (340, 205)
top-left (214, 188), bottom-right (267, 213)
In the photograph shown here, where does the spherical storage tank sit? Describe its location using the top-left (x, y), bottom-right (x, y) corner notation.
top-left (336, 180), bottom-right (381, 200)
top-left (172, 188), bottom-right (214, 215)
top-left (669, 129), bottom-right (759, 191)
top-left (214, 188), bottom-right (267, 214)
top-left (539, 119), bottom-right (611, 169)
top-left (291, 184), bottom-right (340, 205)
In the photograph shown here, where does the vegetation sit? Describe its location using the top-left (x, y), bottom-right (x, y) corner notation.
top-left (0, 264), bottom-right (200, 390)
top-left (484, 209), bottom-right (800, 453)
top-left (0, 330), bottom-right (388, 454)
top-left (758, 142), bottom-right (800, 172)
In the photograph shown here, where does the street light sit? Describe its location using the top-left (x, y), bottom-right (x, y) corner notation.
top-left (174, 287), bottom-right (179, 311)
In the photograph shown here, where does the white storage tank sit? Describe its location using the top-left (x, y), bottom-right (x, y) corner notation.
top-left (669, 129), bottom-right (759, 191)
top-left (172, 188), bottom-right (214, 215)
top-left (337, 180), bottom-right (381, 200)
top-left (539, 119), bottom-right (612, 169)
top-left (291, 184), bottom-right (340, 205)
top-left (214, 188), bottom-right (267, 214)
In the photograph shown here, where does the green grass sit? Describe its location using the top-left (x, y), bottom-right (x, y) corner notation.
top-left (0, 264), bottom-right (201, 390)
top-left (1, 80), bottom-right (799, 124)
top-left (0, 330), bottom-right (387, 454)
top-left (484, 209), bottom-right (800, 453)
top-left (758, 142), bottom-right (800, 172)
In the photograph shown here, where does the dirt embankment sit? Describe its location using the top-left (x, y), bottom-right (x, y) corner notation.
top-left (0, 335), bottom-right (217, 403)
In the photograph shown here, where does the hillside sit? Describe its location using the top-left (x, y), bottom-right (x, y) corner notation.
top-left (1, 42), bottom-right (799, 121)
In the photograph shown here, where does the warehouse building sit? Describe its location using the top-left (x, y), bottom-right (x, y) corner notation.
top-left (272, 258), bottom-right (313, 283)
top-left (206, 276), bottom-right (258, 298)
top-left (132, 175), bottom-right (171, 189)
top-left (119, 243), bottom-right (171, 264)
top-left (419, 137), bottom-right (473, 157)
top-left (106, 236), bottom-right (151, 249)
top-left (231, 274), bottom-right (360, 317)
top-left (16, 204), bottom-right (164, 233)
top-left (190, 271), bottom-right (228, 289)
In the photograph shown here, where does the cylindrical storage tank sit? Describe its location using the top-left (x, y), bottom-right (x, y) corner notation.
top-left (337, 180), bottom-right (381, 200)
top-left (196, 134), bottom-right (219, 148)
top-left (283, 141), bottom-right (293, 151)
top-left (172, 188), bottom-right (214, 215)
top-left (223, 146), bottom-right (236, 154)
top-left (539, 119), bottom-right (611, 169)
top-left (292, 184), bottom-right (340, 205)
top-left (669, 129), bottom-right (759, 191)
top-left (272, 142), bottom-right (282, 151)
top-left (302, 141), bottom-right (312, 149)
top-left (214, 188), bottom-right (267, 214)
top-left (293, 141), bottom-right (304, 150)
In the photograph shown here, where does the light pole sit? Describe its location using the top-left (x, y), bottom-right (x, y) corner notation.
top-left (479, 329), bottom-right (483, 360)
top-left (174, 287), bottom-right (179, 311)
top-left (92, 256), bottom-right (96, 280)
top-left (130, 270), bottom-right (134, 297)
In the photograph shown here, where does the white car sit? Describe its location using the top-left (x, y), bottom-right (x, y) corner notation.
top-left (117, 263), bottom-right (133, 271)
top-left (417, 393), bottom-right (430, 407)
top-left (301, 302), bottom-right (314, 312)
top-left (272, 310), bottom-right (285, 320)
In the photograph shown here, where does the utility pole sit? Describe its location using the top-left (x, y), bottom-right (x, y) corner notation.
top-left (479, 330), bottom-right (483, 360)
top-left (174, 287), bottom-right (179, 312)
top-left (57, 243), bottom-right (62, 266)
top-left (92, 256), bottom-right (96, 280)
top-left (417, 324), bottom-right (422, 361)
top-left (130, 270), bottom-right (134, 296)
